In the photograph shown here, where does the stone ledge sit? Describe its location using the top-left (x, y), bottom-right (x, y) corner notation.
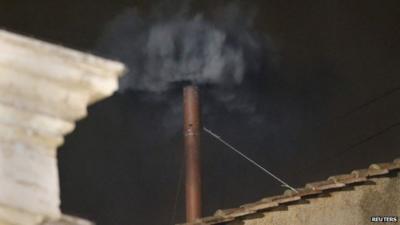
top-left (0, 30), bottom-right (126, 225)
top-left (0, 30), bottom-right (125, 104)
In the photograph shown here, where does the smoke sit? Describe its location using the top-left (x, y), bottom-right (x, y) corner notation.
top-left (96, 4), bottom-right (265, 92)
top-left (95, 3), bottom-right (271, 133)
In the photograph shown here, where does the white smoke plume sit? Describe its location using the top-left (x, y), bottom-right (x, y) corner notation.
top-left (96, 4), bottom-right (266, 93)
top-left (95, 3), bottom-right (271, 133)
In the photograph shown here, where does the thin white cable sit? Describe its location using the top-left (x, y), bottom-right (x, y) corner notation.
top-left (203, 127), bottom-right (298, 193)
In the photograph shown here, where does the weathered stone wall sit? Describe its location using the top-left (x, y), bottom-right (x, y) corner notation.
top-left (0, 30), bottom-right (125, 225)
top-left (229, 172), bottom-right (400, 225)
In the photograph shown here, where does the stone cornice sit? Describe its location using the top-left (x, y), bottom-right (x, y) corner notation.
top-left (0, 30), bottom-right (126, 225)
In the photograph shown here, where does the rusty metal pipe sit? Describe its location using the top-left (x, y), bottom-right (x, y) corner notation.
top-left (183, 85), bottom-right (202, 222)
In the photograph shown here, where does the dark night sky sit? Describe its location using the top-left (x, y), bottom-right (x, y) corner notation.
top-left (1, 1), bottom-right (400, 225)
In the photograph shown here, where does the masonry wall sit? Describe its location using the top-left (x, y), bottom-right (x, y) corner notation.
top-left (0, 30), bottom-right (124, 225)
top-left (229, 172), bottom-right (400, 225)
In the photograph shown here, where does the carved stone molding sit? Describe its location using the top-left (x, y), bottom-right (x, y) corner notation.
top-left (0, 30), bottom-right (125, 225)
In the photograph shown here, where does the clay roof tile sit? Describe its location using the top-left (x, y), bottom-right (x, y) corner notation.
top-left (176, 157), bottom-right (399, 225)
top-left (305, 179), bottom-right (346, 191)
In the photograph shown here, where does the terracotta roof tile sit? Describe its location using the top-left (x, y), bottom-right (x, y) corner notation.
top-left (370, 162), bottom-right (400, 170)
top-left (351, 169), bottom-right (369, 179)
top-left (178, 158), bottom-right (399, 225)
top-left (240, 200), bottom-right (280, 211)
top-left (351, 166), bottom-right (390, 178)
top-left (327, 173), bottom-right (367, 185)
top-left (261, 194), bottom-right (302, 204)
top-left (305, 179), bottom-right (346, 191)
top-left (214, 207), bottom-right (256, 218)
top-left (286, 187), bottom-right (323, 197)
top-left (367, 165), bottom-right (389, 175)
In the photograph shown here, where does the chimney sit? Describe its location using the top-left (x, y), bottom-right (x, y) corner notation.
top-left (183, 85), bottom-right (202, 222)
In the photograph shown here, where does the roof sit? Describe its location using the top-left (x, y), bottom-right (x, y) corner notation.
top-left (178, 158), bottom-right (400, 225)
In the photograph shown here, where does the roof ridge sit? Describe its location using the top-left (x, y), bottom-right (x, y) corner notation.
top-left (177, 157), bottom-right (400, 225)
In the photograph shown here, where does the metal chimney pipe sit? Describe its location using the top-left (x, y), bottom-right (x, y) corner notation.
top-left (183, 85), bottom-right (202, 222)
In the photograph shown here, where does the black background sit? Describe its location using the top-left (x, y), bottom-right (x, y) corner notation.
top-left (0, 1), bottom-right (399, 225)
